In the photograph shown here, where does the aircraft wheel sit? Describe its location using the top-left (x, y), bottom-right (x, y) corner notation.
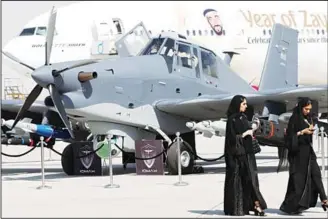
top-left (167, 140), bottom-right (194, 175)
top-left (61, 143), bottom-right (74, 175)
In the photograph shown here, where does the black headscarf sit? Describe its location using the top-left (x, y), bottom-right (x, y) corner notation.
top-left (291, 97), bottom-right (312, 121)
top-left (277, 97), bottom-right (313, 172)
top-left (226, 95), bottom-right (246, 118)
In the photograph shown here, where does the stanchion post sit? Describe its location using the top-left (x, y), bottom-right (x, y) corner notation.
top-left (48, 148), bottom-right (52, 161)
top-left (320, 127), bottom-right (326, 178)
top-left (174, 132), bottom-right (188, 187)
top-left (317, 129), bottom-right (321, 153)
top-left (36, 136), bottom-right (51, 190)
top-left (104, 133), bottom-right (120, 189)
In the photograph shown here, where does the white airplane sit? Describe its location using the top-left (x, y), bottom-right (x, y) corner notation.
top-left (2, 1), bottom-right (327, 88)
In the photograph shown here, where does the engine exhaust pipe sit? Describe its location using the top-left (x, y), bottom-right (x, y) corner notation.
top-left (78, 71), bottom-right (98, 82)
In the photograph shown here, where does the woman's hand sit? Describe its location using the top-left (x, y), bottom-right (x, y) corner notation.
top-left (300, 128), bottom-right (314, 135)
top-left (242, 129), bottom-right (253, 138)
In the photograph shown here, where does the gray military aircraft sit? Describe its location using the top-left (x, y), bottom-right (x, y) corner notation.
top-left (2, 7), bottom-right (328, 175)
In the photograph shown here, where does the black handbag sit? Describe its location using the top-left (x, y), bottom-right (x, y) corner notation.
top-left (252, 138), bottom-right (261, 154)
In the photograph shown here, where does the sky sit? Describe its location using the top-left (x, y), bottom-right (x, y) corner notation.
top-left (1, 1), bottom-right (79, 98)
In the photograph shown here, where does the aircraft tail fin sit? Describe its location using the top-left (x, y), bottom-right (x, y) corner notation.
top-left (258, 23), bottom-right (299, 92)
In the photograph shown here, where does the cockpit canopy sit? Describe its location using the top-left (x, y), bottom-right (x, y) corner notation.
top-left (19, 26), bottom-right (58, 36)
top-left (139, 34), bottom-right (219, 78)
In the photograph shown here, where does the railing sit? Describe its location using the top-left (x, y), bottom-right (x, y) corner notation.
top-left (3, 78), bottom-right (28, 100)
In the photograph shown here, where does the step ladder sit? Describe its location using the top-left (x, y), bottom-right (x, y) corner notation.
top-left (3, 78), bottom-right (28, 100)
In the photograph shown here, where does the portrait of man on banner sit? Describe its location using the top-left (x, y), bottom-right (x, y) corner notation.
top-left (203, 8), bottom-right (225, 36)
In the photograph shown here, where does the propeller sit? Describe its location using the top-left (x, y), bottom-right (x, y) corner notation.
top-left (2, 51), bottom-right (35, 71)
top-left (9, 6), bottom-right (98, 139)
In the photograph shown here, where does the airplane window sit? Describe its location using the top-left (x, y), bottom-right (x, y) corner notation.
top-left (263, 29), bottom-right (266, 35)
top-left (148, 30), bottom-right (152, 35)
top-left (192, 30), bottom-right (196, 36)
top-left (210, 30), bottom-right (214, 36)
top-left (176, 43), bottom-right (192, 69)
top-left (199, 30), bottom-right (202, 36)
top-left (322, 29), bottom-right (325, 35)
top-left (36, 26), bottom-right (47, 36)
top-left (186, 30), bottom-right (190, 36)
top-left (19, 27), bottom-right (35, 36)
top-left (317, 29), bottom-right (320, 35)
top-left (193, 48), bottom-right (200, 78)
top-left (160, 38), bottom-right (175, 73)
top-left (269, 29), bottom-right (272, 35)
top-left (201, 50), bottom-right (218, 78)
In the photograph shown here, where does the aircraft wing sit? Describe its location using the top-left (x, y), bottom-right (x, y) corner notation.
top-left (155, 85), bottom-right (328, 120)
top-left (1, 99), bottom-right (52, 114)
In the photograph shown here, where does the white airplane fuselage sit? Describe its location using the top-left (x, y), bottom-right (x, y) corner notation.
top-left (3, 1), bottom-right (327, 87)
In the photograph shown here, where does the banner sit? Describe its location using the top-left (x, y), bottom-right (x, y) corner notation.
top-left (72, 141), bottom-right (102, 176)
top-left (135, 140), bottom-right (164, 175)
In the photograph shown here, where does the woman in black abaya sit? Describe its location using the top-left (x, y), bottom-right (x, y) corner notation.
top-left (278, 97), bottom-right (328, 214)
top-left (223, 95), bottom-right (267, 216)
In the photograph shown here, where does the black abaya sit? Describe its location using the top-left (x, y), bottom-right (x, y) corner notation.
top-left (279, 114), bottom-right (327, 214)
top-left (224, 113), bottom-right (267, 216)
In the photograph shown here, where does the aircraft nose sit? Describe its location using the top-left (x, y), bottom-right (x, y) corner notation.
top-left (3, 38), bottom-right (15, 54)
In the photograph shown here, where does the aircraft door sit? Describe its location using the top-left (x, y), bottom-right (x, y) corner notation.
top-left (114, 22), bottom-right (152, 57)
top-left (172, 42), bottom-right (199, 78)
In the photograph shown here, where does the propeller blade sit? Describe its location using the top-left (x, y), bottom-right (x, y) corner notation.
top-left (11, 84), bottom-right (43, 130)
top-left (53, 60), bottom-right (99, 76)
top-left (2, 51), bottom-right (35, 71)
top-left (45, 6), bottom-right (57, 65)
top-left (48, 84), bottom-right (75, 139)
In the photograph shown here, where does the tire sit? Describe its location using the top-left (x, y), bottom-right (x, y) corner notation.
top-left (167, 141), bottom-right (195, 175)
top-left (61, 144), bottom-right (74, 175)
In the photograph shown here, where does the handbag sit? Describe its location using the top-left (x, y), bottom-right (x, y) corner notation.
top-left (252, 138), bottom-right (261, 154)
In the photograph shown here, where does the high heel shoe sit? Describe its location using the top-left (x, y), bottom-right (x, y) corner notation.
top-left (322, 200), bottom-right (328, 211)
top-left (254, 205), bottom-right (265, 216)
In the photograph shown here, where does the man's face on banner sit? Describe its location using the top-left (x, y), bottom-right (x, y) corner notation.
top-left (205, 10), bottom-right (223, 35)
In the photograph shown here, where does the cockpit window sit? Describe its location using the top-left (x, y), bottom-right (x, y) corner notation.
top-left (19, 28), bottom-right (35, 36)
top-left (141, 38), bottom-right (165, 55)
top-left (36, 26), bottom-right (47, 36)
top-left (201, 49), bottom-right (218, 78)
top-left (19, 26), bottom-right (58, 37)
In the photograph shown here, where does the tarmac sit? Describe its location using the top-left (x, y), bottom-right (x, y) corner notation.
top-left (2, 135), bottom-right (328, 218)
